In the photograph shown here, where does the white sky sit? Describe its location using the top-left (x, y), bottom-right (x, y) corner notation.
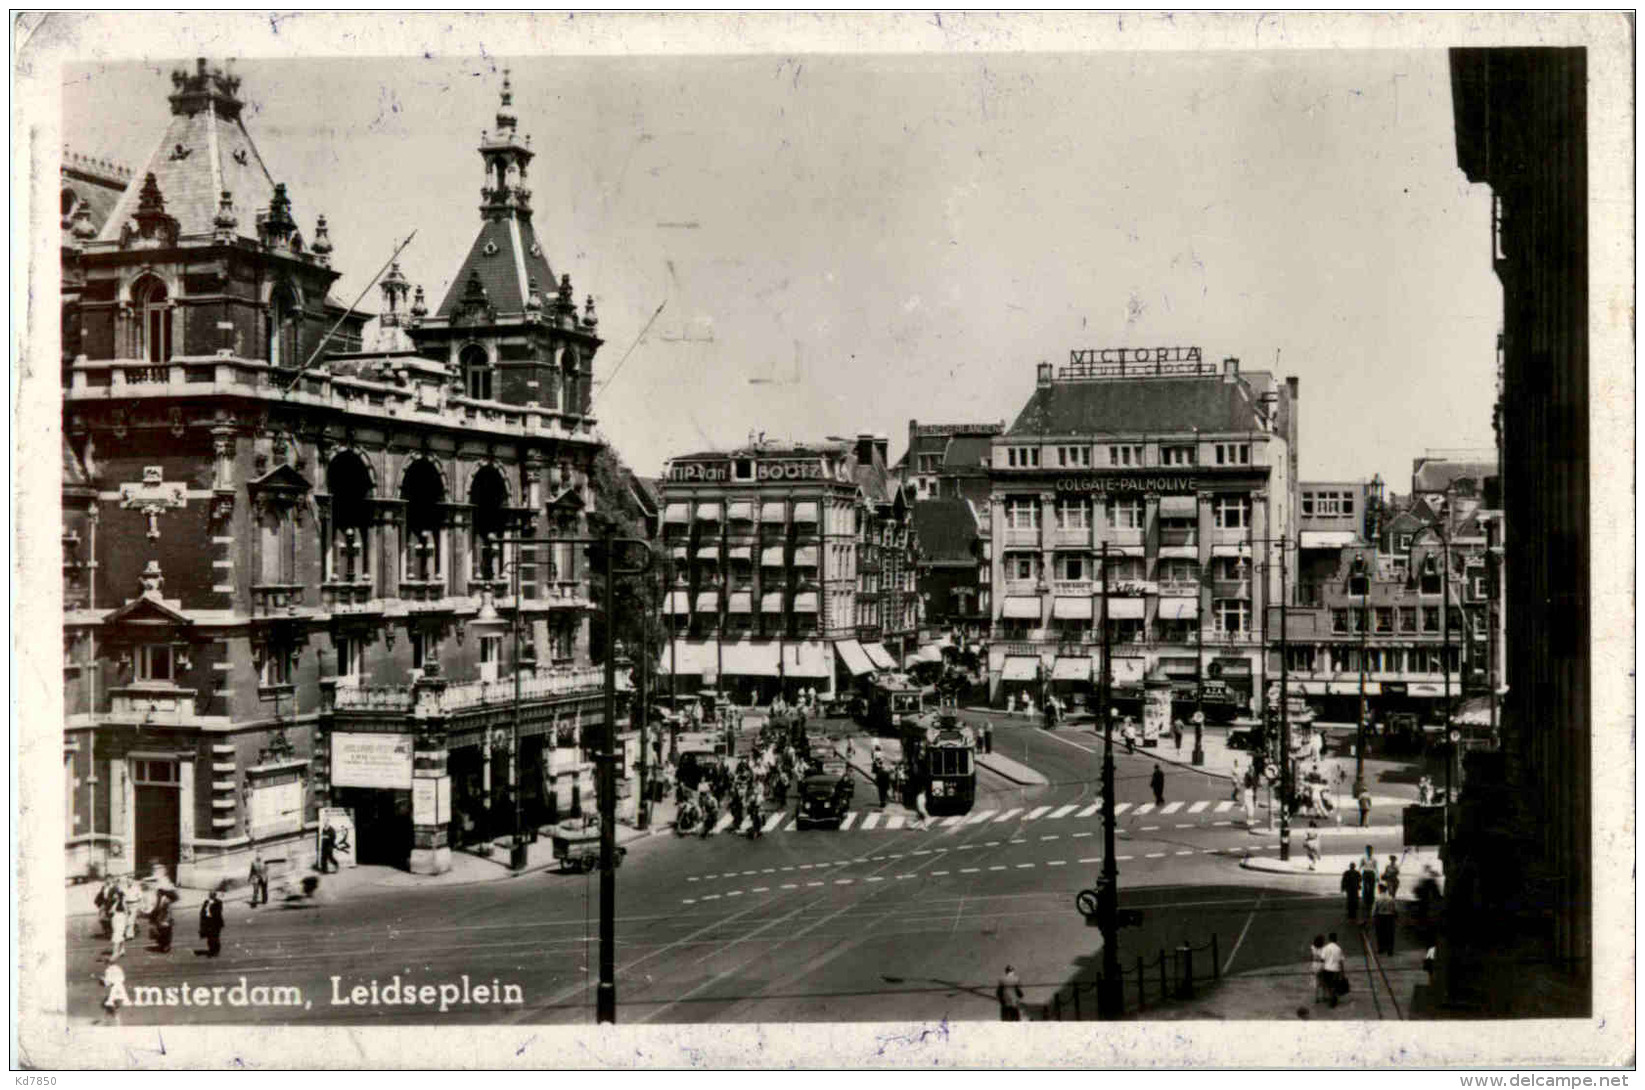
top-left (63, 47), bottom-right (1501, 490)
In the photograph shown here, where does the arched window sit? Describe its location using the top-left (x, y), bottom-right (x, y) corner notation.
top-left (326, 452), bottom-right (374, 584)
top-left (468, 465), bottom-right (510, 583)
top-left (267, 283), bottom-right (300, 368)
top-left (460, 344), bottom-right (492, 401)
top-left (401, 458), bottom-right (446, 584)
top-left (131, 275), bottom-right (171, 363)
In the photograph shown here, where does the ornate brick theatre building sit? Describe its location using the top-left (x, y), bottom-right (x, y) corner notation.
top-left (983, 349), bottom-right (1298, 717)
top-left (62, 61), bottom-right (612, 885)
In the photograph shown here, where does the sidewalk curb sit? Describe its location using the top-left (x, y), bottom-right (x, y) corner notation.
top-left (974, 753), bottom-right (1049, 787)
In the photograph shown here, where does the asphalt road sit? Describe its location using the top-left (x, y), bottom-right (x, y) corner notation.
top-left (70, 716), bottom-right (1411, 1025)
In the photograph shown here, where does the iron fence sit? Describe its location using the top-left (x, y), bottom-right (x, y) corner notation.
top-left (1042, 934), bottom-right (1221, 1020)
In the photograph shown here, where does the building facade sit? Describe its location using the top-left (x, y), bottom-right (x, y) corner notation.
top-left (62, 61), bottom-right (612, 886)
top-left (984, 349), bottom-right (1298, 714)
top-left (658, 435), bottom-right (915, 702)
top-left (896, 420), bottom-right (1002, 505)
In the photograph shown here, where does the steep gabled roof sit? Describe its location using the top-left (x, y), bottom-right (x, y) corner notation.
top-left (941, 434), bottom-right (994, 474)
top-left (434, 216), bottom-right (558, 319)
top-left (1008, 376), bottom-right (1263, 437)
top-left (911, 499), bottom-right (980, 565)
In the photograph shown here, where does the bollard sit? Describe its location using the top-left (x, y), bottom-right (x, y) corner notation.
top-left (1212, 934), bottom-right (1221, 980)
top-left (1179, 943), bottom-right (1195, 999)
top-left (1053, 992), bottom-right (1062, 1021)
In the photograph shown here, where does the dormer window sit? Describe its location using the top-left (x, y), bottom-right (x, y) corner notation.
top-left (136, 643), bottom-right (175, 684)
top-left (132, 274), bottom-right (172, 364)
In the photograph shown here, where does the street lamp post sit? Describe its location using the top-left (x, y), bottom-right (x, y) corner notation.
top-left (1277, 536), bottom-right (1291, 861)
top-left (1440, 523), bottom-right (1454, 839)
top-left (1353, 552), bottom-right (1369, 795)
top-left (1096, 541), bottom-right (1123, 1019)
top-left (1192, 575), bottom-right (1205, 766)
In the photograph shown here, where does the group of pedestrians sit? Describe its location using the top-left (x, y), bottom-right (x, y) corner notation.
top-left (94, 865), bottom-right (228, 1020)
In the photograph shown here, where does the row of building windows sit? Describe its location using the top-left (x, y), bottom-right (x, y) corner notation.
top-left (1331, 605), bottom-right (1486, 637)
top-left (1004, 495), bottom-right (1254, 530)
top-left (999, 556), bottom-right (1253, 586)
top-left (1301, 489), bottom-right (1357, 517)
top-left (1006, 443), bottom-right (1255, 469)
top-left (1285, 645), bottom-right (1465, 674)
top-left (995, 600), bottom-right (1254, 638)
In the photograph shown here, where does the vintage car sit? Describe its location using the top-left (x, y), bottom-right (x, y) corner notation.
top-left (795, 759), bottom-right (854, 829)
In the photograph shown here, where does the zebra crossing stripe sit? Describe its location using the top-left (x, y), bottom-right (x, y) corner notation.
top-left (992, 808), bottom-right (1023, 823)
top-left (1048, 804), bottom-right (1078, 819)
top-left (1214, 800), bottom-right (1235, 813)
top-left (860, 812), bottom-right (881, 830)
top-left (965, 810), bottom-right (998, 824)
top-left (713, 813), bottom-right (735, 832)
top-left (1076, 802), bottom-right (1102, 818)
top-left (885, 815), bottom-right (905, 829)
top-left (939, 815), bottom-right (966, 827)
top-left (1112, 802), bottom-right (1133, 815)
top-left (762, 812), bottom-right (785, 833)
top-left (839, 812), bottom-right (859, 831)
top-left (1187, 800), bottom-right (1210, 814)
top-left (1160, 801), bottom-right (1184, 815)
top-left (1133, 803), bottom-right (1155, 815)
top-left (1025, 806), bottom-right (1052, 820)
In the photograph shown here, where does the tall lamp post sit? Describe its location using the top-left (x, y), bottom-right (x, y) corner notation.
top-left (1438, 522), bottom-right (1454, 838)
top-left (1095, 541), bottom-right (1123, 1019)
top-left (1352, 552), bottom-right (1370, 795)
top-left (1192, 566), bottom-right (1206, 766)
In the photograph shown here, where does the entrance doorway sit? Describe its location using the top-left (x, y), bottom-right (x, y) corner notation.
top-left (331, 787), bottom-right (410, 869)
top-left (132, 758), bottom-right (181, 879)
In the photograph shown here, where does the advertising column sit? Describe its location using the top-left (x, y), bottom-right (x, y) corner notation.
top-left (410, 672), bottom-right (452, 875)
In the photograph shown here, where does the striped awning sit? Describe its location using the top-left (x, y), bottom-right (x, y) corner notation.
top-left (835, 639), bottom-right (874, 676)
top-left (670, 545), bottom-right (689, 560)
top-left (1105, 598), bottom-right (1145, 619)
top-left (792, 501), bottom-right (819, 523)
top-left (1159, 597), bottom-right (1199, 620)
top-left (863, 642), bottom-right (897, 671)
top-left (761, 592), bottom-right (784, 613)
top-left (727, 501), bottom-right (754, 521)
top-left (695, 591), bottom-right (720, 612)
top-left (663, 502), bottom-right (690, 524)
top-left (1211, 543), bottom-right (1252, 557)
top-left (697, 545), bottom-right (720, 560)
top-left (727, 545), bottom-right (752, 561)
top-left (1157, 545), bottom-right (1199, 559)
top-left (1052, 597), bottom-right (1093, 620)
top-left (761, 546), bottom-right (786, 567)
top-left (726, 591), bottom-right (753, 614)
top-left (792, 546), bottom-right (819, 567)
top-left (1052, 657), bottom-right (1093, 681)
top-left (696, 502), bottom-right (722, 521)
top-left (792, 591), bottom-right (819, 612)
top-left (760, 501), bottom-right (787, 522)
top-left (1159, 495), bottom-right (1199, 518)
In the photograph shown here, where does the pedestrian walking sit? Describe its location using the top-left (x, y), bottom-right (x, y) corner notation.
top-left (248, 849), bottom-right (269, 907)
top-left (93, 875), bottom-right (118, 938)
top-left (106, 882), bottom-right (129, 962)
top-left (873, 759), bottom-right (891, 809)
top-left (912, 781), bottom-right (930, 830)
top-left (1310, 934), bottom-right (1328, 1003)
top-left (1172, 719), bottom-right (1184, 753)
top-left (1341, 862), bottom-right (1362, 920)
top-left (1372, 882), bottom-right (1397, 955)
top-left (1356, 787), bottom-right (1372, 828)
top-left (1321, 932), bottom-right (1346, 1007)
top-left (1383, 854), bottom-right (1401, 899)
top-left (1242, 781), bottom-right (1256, 826)
top-left (198, 888), bottom-right (225, 958)
top-left (996, 965), bottom-right (1024, 1021)
top-left (700, 793), bottom-right (718, 839)
top-left (320, 824), bottom-right (339, 873)
top-left (1360, 858), bottom-right (1378, 922)
top-left (1150, 764), bottom-right (1165, 808)
top-left (98, 962), bottom-right (129, 1024)
top-left (746, 788), bottom-right (763, 839)
top-left (1304, 821), bottom-right (1321, 870)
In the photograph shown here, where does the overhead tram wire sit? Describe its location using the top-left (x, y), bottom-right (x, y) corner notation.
top-left (591, 298), bottom-right (667, 405)
top-left (279, 230), bottom-right (417, 395)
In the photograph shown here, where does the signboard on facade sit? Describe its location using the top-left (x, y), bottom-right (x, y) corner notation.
top-left (1055, 475), bottom-right (1201, 494)
top-left (436, 775), bottom-right (452, 824)
top-left (248, 774), bottom-right (304, 839)
top-left (668, 457), bottom-right (842, 484)
top-left (412, 778), bottom-right (438, 825)
top-left (331, 732), bottom-right (414, 790)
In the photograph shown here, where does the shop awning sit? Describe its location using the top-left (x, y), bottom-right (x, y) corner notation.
top-left (792, 591), bottom-right (819, 612)
top-left (1001, 596), bottom-right (1041, 620)
top-left (726, 591), bottom-right (753, 613)
top-left (835, 638), bottom-right (874, 676)
top-left (1157, 545), bottom-right (1199, 559)
top-left (761, 592), bottom-right (784, 613)
top-left (1098, 544), bottom-right (1145, 557)
top-left (782, 640), bottom-right (833, 678)
top-left (760, 501), bottom-right (787, 522)
top-left (863, 642), bottom-right (897, 670)
top-left (1001, 656), bottom-right (1040, 682)
top-left (656, 641), bottom-right (717, 675)
top-left (1159, 598), bottom-right (1199, 620)
top-left (664, 502), bottom-right (690, 524)
top-left (695, 591), bottom-right (720, 612)
top-left (909, 644), bottom-right (944, 665)
top-left (726, 501), bottom-right (754, 521)
top-left (792, 501), bottom-right (819, 523)
top-left (1454, 695), bottom-right (1494, 726)
top-left (1110, 656), bottom-right (1145, 684)
top-left (1159, 495), bottom-right (1199, 518)
top-left (1105, 598), bottom-right (1145, 619)
top-left (727, 544), bottom-right (752, 561)
top-left (696, 502), bottom-right (722, 521)
top-left (697, 545), bottom-right (720, 560)
top-left (1301, 530), bottom-right (1360, 549)
top-left (721, 641), bottom-right (779, 676)
top-left (1052, 656), bottom-right (1093, 681)
top-left (666, 590), bottom-right (692, 614)
top-left (1052, 597), bottom-right (1093, 620)
top-left (761, 546), bottom-right (786, 566)
top-left (1211, 543), bottom-right (1252, 557)
top-left (670, 545), bottom-right (689, 560)
top-left (793, 546), bottom-right (819, 567)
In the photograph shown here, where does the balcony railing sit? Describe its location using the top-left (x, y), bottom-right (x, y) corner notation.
top-left (1157, 580), bottom-right (1201, 597)
top-left (108, 686), bottom-right (197, 722)
top-left (320, 580), bottom-right (378, 614)
top-left (330, 665), bottom-right (605, 715)
top-left (1003, 527), bottom-right (1041, 547)
top-left (251, 583), bottom-right (305, 615)
top-left (1053, 527), bottom-right (1091, 547)
top-left (1051, 580), bottom-right (1092, 596)
top-left (399, 579), bottom-right (446, 604)
top-left (1002, 579), bottom-right (1042, 596)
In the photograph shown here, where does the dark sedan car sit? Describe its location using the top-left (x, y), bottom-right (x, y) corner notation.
top-left (795, 760), bottom-right (854, 829)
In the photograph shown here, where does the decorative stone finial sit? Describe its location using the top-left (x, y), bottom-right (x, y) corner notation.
top-left (312, 214), bottom-right (333, 264)
top-left (525, 277), bottom-right (543, 315)
top-left (139, 559), bottom-right (165, 599)
top-left (582, 295), bottom-right (598, 330)
top-left (410, 284), bottom-right (428, 319)
top-left (213, 190), bottom-right (238, 241)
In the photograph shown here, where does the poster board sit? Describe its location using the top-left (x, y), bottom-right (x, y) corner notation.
top-left (316, 806), bottom-right (356, 869)
top-left (248, 773), bottom-right (304, 839)
top-left (412, 779), bottom-right (438, 825)
top-left (1142, 683), bottom-right (1171, 743)
top-left (331, 732), bottom-right (414, 789)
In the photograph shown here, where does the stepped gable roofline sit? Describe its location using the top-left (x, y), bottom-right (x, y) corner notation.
top-left (1005, 372), bottom-right (1263, 438)
top-left (96, 59), bottom-right (286, 248)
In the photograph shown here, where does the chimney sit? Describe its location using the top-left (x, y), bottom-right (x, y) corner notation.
top-left (1222, 357), bottom-right (1240, 383)
top-left (1036, 361), bottom-right (1054, 388)
top-left (874, 434), bottom-right (889, 466)
top-left (855, 433), bottom-right (878, 467)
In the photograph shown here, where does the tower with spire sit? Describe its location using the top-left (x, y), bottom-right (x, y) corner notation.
top-left (408, 69), bottom-right (602, 420)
